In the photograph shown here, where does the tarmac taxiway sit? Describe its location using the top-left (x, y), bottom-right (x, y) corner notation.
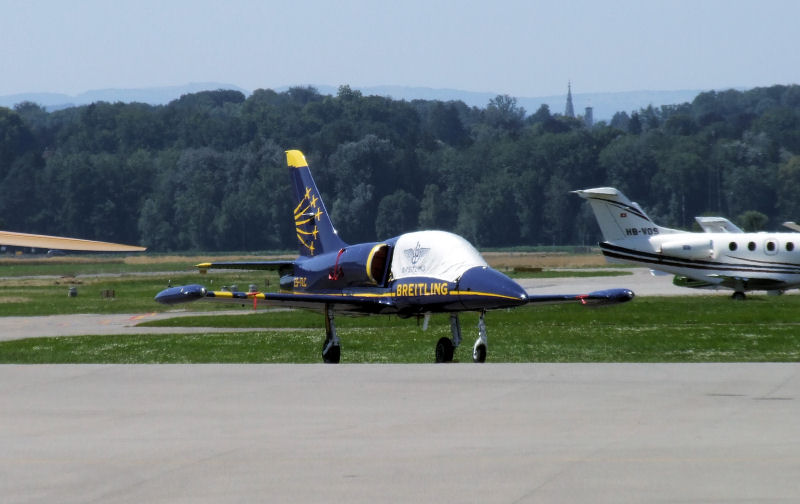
top-left (2, 363), bottom-right (799, 503)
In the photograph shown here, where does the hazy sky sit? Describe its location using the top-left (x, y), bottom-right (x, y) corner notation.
top-left (2, 0), bottom-right (798, 97)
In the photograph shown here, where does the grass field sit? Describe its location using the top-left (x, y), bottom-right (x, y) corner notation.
top-left (2, 294), bottom-right (800, 364)
top-left (1, 253), bottom-right (798, 364)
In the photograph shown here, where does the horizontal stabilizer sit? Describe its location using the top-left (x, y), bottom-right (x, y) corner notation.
top-left (196, 260), bottom-right (295, 274)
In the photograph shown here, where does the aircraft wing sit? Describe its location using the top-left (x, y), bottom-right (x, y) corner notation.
top-left (154, 284), bottom-right (396, 314)
top-left (694, 216), bottom-right (743, 233)
top-left (156, 285), bottom-right (632, 312)
top-left (525, 288), bottom-right (634, 306)
top-left (0, 230), bottom-right (145, 252)
top-left (783, 221), bottom-right (800, 233)
top-left (706, 274), bottom-right (788, 291)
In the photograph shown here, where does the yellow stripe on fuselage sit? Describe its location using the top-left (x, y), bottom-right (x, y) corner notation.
top-left (283, 289), bottom-right (517, 301)
top-left (210, 288), bottom-right (518, 302)
top-left (450, 290), bottom-right (522, 301)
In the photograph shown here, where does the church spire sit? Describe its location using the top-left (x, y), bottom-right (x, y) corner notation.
top-left (565, 81), bottom-right (575, 118)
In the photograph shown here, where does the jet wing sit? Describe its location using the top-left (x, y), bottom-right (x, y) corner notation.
top-left (706, 274), bottom-right (788, 291)
top-left (783, 221), bottom-right (800, 233)
top-left (156, 285), bottom-right (632, 312)
top-left (0, 230), bottom-right (145, 252)
top-left (525, 288), bottom-right (634, 306)
top-left (154, 284), bottom-right (396, 314)
top-left (694, 216), bottom-right (743, 233)
top-left (675, 273), bottom-right (788, 292)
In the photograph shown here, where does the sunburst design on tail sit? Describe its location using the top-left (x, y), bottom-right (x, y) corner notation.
top-left (287, 149), bottom-right (346, 257)
top-left (294, 186), bottom-right (321, 255)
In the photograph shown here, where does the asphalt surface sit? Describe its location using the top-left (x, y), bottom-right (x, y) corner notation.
top-left (0, 311), bottom-right (261, 342)
top-left (2, 363), bottom-right (799, 503)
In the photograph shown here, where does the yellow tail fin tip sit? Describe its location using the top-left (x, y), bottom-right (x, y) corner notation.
top-left (286, 150), bottom-right (308, 168)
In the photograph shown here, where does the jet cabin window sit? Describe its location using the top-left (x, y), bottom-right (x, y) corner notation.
top-left (728, 242), bottom-right (737, 251)
top-left (787, 242), bottom-right (795, 252)
top-left (391, 230), bottom-right (488, 282)
top-left (766, 240), bottom-right (777, 254)
top-left (748, 241), bottom-right (756, 251)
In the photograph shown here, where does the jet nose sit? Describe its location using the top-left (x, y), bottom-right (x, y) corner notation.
top-left (456, 266), bottom-right (528, 310)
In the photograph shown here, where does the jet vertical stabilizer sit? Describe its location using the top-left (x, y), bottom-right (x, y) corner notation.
top-left (287, 150), bottom-right (347, 257)
top-left (573, 187), bottom-right (676, 242)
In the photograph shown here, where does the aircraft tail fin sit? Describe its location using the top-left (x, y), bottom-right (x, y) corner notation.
top-left (573, 187), bottom-right (672, 242)
top-left (287, 150), bottom-right (347, 257)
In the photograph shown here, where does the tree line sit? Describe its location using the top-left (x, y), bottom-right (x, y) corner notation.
top-left (2, 83), bottom-right (800, 251)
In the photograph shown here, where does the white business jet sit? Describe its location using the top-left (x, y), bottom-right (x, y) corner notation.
top-left (574, 187), bottom-right (800, 299)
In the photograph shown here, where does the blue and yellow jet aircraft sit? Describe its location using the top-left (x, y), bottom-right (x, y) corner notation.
top-left (156, 150), bottom-right (634, 363)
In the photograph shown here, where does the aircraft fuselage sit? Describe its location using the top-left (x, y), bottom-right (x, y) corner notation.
top-left (282, 247), bottom-right (529, 315)
top-left (602, 231), bottom-right (800, 291)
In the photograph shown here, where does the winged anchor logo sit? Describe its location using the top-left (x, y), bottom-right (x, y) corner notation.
top-left (402, 241), bottom-right (430, 273)
top-left (294, 186), bottom-right (321, 255)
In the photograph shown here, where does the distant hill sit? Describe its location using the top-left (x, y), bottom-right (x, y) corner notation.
top-left (1, 83), bottom-right (709, 120)
top-left (0, 82), bottom-right (247, 111)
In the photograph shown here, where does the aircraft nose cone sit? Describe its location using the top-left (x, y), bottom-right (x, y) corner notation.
top-left (456, 266), bottom-right (528, 310)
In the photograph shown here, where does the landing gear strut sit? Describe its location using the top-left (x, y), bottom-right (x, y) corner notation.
top-left (731, 278), bottom-right (747, 301)
top-left (435, 314), bottom-right (463, 363)
top-left (473, 311), bottom-right (488, 363)
top-left (434, 313), bottom-right (488, 363)
top-left (322, 304), bottom-right (341, 363)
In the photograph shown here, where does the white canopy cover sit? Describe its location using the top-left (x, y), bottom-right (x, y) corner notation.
top-left (390, 230), bottom-right (488, 282)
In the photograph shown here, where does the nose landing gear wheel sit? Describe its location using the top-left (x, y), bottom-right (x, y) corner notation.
top-left (473, 343), bottom-right (487, 363)
top-left (472, 311), bottom-right (488, 363)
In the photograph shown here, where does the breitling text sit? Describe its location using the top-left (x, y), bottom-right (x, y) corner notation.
top-left (395, 282), bottom-right (449, 297)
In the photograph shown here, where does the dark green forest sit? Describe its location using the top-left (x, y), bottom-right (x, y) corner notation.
top-left (3, 84), bottom-right (800, 251)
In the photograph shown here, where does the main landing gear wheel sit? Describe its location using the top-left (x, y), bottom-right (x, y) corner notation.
top-left (435, 337), bottom-right (454, 363)
top-left (322, 342), bottom-right (341, 364)
top-left (732, 291), bottom-right (746, 301)
top-left (434, 314), bottom-right (464, 363)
